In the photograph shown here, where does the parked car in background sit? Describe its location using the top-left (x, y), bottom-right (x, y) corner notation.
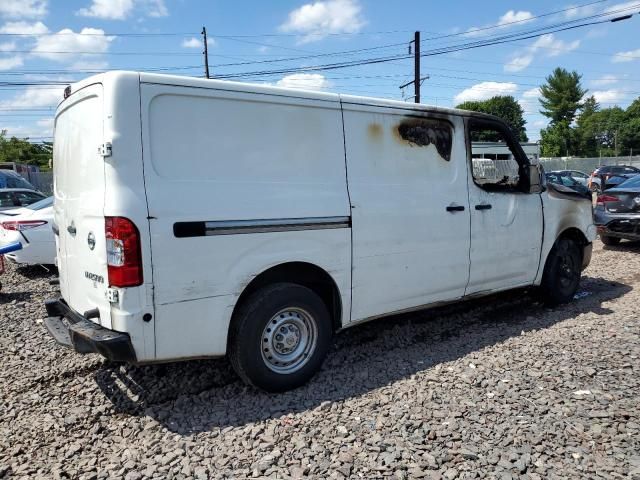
top-left (0, 170), bottom-right (38, 190)
top-left (588, 165), bottom-right (640, 192)
top-left (0, 196), bottom-right (55, 264)
top-left (566, 170), bottom-right (590, 186)
top-left (594, 175), bottom-right (640, 245)
top-left (545, 171), bottom-right (591, 197)
top-left (0, 188), bottom-right (47, 211)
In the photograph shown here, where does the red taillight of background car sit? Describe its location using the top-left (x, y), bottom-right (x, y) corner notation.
top-left (105, 216), bottom-right (143, 287)
top-left (596, 194), bottom-right (619, 204)
top-left (1, 220), bottom-right (47, 231)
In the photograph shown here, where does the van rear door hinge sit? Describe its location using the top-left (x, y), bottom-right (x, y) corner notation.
top-left (98, 142), bottom-right (112, 157)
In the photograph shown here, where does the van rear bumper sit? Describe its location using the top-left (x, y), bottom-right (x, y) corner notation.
top-left (44, 299), bottom-right (137, 362)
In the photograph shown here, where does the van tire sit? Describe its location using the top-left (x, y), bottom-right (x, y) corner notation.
top-left (539, 237), bottom-right (582, 306)
top-left (601, 235), bottom-right (621, 246)
top-left (228, 282), bottom-right (332, 392)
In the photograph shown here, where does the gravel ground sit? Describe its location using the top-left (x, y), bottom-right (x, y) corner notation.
top-left (1, 241), bottom-right (639, 480)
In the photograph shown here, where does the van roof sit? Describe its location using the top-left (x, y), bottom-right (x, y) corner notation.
top-left (64, 70), bottom-right (502, 122)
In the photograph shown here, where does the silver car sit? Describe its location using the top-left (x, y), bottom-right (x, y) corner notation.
top-left (594, 175), bottom-right (640, 245)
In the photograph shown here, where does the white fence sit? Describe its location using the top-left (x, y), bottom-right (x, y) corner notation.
top-left (539, 156), bottom-right (640, 173)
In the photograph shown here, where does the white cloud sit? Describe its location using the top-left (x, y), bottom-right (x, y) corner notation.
top-left (591, 74), bottom-right (619, 87)
top-left (0, 55), bottom-right (23, 70)
top-left (0, 0), bottom-right (47, 19)
top-left (0, 86), bottom-right (64, 109)
top-left (499, 10), bottom-right (534, 25)
top-left (280, 0), bottom-right (366, 43)
top-left (505, 54), bottom-right (534, 72)
top-left (612, 48), bottom-right (640, 63)
top-left (182, 37), bottom-right (201, 48)
top-left (466, 10), bottom-right (533, 37)
top-left (522, 87), bottom-right (541, 99)
top-left (181, 37), bottom-right (214, 48)
top-left (0, 41), bottom-right (16, 52)
top-left (0, 21), bottom-right (48, 35)
top-left (146, 0), bottom-right (168, 17)
top-left (504, 34), bottom-right (580, 72)
top-left (35, 117), bottom-right (54, 137)
top-left (76, 0), bottom-right (167, 20)
top-left (564, 3), bottom-right (599, 19)
top-left (535, 34), bottom-right (580, 57)
top-left (32, 27), bottom-right (114, 62)
top-left (592, 89), bottom-right (625, 104)
top-left (605, 1), bottom-right (640, 14)
top-left (520, 87), bottom-right (541, 113)
top-left (276, 73), bottom-right (331, 90)
top-left (454, 82), bottom-right (518, 104)
top-left (77, 0), bottom-right (134, 19)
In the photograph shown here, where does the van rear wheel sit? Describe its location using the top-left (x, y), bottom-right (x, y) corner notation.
top-left (539, 237), bottom-right (582, 306)
top-left (228, 283), bottom-right (332, 392)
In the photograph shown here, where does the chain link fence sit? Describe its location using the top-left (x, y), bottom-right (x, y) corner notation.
top-left (26, 171), bottom-right (53, 195)
top-left (540, 156), bottom-right (640, 173)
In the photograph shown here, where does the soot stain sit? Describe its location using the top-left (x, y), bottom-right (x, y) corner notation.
top-left (396, 118), bottom-right (452, 161)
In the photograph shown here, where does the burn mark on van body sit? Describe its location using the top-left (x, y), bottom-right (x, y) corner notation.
top-left (394, 117), bottom-right (452, 161)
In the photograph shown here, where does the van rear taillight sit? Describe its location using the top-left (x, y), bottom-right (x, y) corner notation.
top-left (105, 217), bottom-right (143, 287)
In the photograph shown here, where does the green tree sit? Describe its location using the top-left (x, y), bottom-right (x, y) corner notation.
top-left (538, 68), bottom-right (587, 155)
top-left (619, 97), bottom-right (640, 156)
top-left (456, 95), bottom-right (528, 142)
top-left (539, 68), bottom-right (587, 125)
top-left (573, 99), bottom-right (640, 157)
top-left (575, 95), bottom-right (600, 157)
top-left (0, 130), bottom-right (52, 168)
top-left (540, 121), bottom-right (577, 157)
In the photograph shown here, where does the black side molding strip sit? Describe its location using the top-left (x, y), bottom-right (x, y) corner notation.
top-left (174, 216), bottom-right (351, 238)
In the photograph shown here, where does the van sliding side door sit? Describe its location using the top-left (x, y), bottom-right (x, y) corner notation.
top-left (343, 104), bottom-right (471, 322)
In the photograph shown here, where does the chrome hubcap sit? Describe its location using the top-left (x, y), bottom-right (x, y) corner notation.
top-left (261, 308), bottom-right (317, 374)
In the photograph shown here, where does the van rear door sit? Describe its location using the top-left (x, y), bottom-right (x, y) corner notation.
top-left (53, 83), bottom-right (112, 326)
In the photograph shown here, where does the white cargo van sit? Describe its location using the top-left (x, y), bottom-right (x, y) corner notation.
top-left (45, 72), bottom-right (595, 391)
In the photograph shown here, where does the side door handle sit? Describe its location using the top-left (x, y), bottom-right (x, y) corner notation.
top-left (446, 204), bottom-right (465, 212)
top-left (67, 224), bottom-right (77, 236)
top-left (475, 204), bottom-right (492, 211)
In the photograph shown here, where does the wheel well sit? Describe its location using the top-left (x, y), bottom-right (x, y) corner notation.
top-left (232, 262), bottom-right (343, 332)
top-left (558, 227), bottom-right (589, 247)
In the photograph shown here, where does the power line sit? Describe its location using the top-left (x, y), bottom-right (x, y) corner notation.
top-left (208, 12), bottom-right (636, 80)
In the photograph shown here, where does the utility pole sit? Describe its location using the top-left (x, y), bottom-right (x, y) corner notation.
top-left (399, 31), bottom-right (429, 103)
top-left (202, 26), bottom-right (210, 79)
top-left (414, 31), bottom-right (420, 103)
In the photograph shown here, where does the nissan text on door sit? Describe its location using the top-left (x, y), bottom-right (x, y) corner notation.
top-left (45, 72), bottom-right (595, 392)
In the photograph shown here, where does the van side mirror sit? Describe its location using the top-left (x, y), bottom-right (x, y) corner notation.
top-left (527, 164), bottom-right (544, 194)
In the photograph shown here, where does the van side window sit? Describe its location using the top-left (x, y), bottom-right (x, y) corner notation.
top-left (396, 118), bottom-right (453, 161)
top-left (468, 123), bottom-right (523, 191)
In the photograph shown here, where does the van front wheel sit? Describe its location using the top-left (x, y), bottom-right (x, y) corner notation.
top-left (539, 237), bottom-right (582, 306)
top-left (228, 283), bottom-right (332, 392)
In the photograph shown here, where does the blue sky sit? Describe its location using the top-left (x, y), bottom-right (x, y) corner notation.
top-left (0, 0), bottom-right (639, 142)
